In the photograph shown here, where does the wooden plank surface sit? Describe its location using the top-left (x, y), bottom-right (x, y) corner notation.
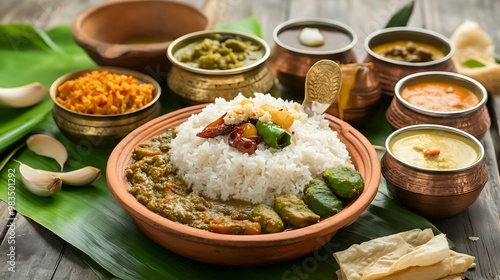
top-left (1, 0), bottom-right (499, 279)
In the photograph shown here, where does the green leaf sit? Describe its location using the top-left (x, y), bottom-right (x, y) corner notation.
top-left (215, 15), bottom-right (264, 39)
top-left (463, 59), bottom-right (486, 68)
top-left (0, 24), bottom-right (63, 53)
top-left (0, 19), bottom-right (440, 280)
top-left (495, 53), bottom-right (500, 64)
top-left (385, 1), bottom-right (415, 28)
top-left (0, 24), bottom-right (97, 154)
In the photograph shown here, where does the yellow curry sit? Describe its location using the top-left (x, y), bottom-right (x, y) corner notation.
top-left (389, 129), bottom-right (479, 170)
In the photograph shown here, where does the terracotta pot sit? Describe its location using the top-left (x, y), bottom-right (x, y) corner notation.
top-left (72, 0), bottom-right (209, 81)
top-left (106, 105), bottom-right (381, 266)
top-left (382, 124), bottom-right (488, 219)
top-left (364, 27), bottom-right (456, 95)
top-left (386, 71), bottom-right (491, 140)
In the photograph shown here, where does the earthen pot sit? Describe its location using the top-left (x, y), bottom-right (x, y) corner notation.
top-left (72, 0), bottom-right (209, 81)
top-left (106, 105), bottom-right (381, 266)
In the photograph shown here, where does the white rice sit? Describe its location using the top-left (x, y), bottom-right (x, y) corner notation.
top-left (169, 93), bottom-right (353, 205)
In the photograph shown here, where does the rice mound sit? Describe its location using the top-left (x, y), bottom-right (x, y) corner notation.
top-left (169, 93), bottom-right (353, 205)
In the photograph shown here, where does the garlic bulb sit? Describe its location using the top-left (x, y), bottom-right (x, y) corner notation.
top-left (0, 82), bottom-right (49, 108)
top-left (26, 134), bottom-right (68, 171)
top-left (19, 162), bottom-right (62, 197)
top-left (299, 27), bottom-right (325, 47)
top-left (37, 166), bottom-right (101, 186)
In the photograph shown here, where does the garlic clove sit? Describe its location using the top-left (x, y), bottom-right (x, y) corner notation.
top-left (19, 163), bottom-right (62, 197)
top-left (26, 134), bottom-right (68, 171)
top-left (37, 166), bottom-right (101, 186)
top-left (299, 27), bottom-right (325, 47)
top-left (0, 82), bottom-right (49, 108)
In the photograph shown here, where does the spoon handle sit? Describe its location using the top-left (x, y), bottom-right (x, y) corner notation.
top-left (303, 60), bottom-right (342, 116)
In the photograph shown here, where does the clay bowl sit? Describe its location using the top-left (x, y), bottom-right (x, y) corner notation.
top-left (386, 71), bottom-right (490, 140)
top-left (72, 0), bottom-right (208, 80)
top-left (267, 18), bottom-right (358, 95)
top-left (166, 30), bottom-right (275, 105)
top-left (50, 67), bottom-right (161, 148)
top-left (106, 105), bottom-right (381, 266)
top-left (381, 124), bottom-right (488, 219)
top-left (364, 27), bottom-right (456, 95)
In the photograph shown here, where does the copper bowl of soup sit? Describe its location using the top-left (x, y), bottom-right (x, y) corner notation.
top-left (72, 0), bottom-right (209, 80)
top-left (267, 18), bottom-right (358, 95)
top-left (50, 67), bottom-right (162, 148)
top-left (364, 27), bottom-right (456, 95)
top-left (381, 124), bottom-right (488, 219)
top-left (166, 30), bottom-right (275, 104)
top-left (386, 71), bottom-right (490, 140)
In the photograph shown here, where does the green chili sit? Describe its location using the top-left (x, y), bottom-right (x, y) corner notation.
top-left (255, 121), bottom-right (291, 149)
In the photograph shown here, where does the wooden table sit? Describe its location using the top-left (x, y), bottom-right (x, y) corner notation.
top-left (1, 0), bottom-right (499, 279)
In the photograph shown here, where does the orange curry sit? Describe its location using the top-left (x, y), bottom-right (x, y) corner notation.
top-left (401, 82), bottom-right (479, 112)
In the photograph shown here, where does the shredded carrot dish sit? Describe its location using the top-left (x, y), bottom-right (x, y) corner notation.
top-left (56, 70), bottom-right (154, 115)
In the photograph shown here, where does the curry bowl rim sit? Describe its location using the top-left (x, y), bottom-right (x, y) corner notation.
top-left (49, 66), bottom-right (161, 118)
top-left (166, 30), bottom-right (271, 75)
top-left (272, 17), bottom-right (358, 55)
top-left (384, 124), bottom-right (485, 173)
top-left (393, 71), bottom-right (488, 117)
top-left (364, 26), bottom-right (455, 67)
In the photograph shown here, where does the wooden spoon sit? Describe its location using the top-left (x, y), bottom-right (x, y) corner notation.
top-left (302, 59), bottom-right (342, 116)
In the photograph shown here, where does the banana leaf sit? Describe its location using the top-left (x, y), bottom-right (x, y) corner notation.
top-left (0, 25), bottom-right (96, 153)
top-left (385, 0), bottom-right (415, 28)
top-left (0, 21), bottom-right (439, 280)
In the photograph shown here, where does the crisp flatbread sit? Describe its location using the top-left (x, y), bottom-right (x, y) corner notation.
top-left (450, 20), bottom-right (500, 94)
top-left (334, 228), bottom-right (475, 280)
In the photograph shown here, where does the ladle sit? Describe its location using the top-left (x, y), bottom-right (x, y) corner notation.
top-left (302, 59), bottom-right (342, 116)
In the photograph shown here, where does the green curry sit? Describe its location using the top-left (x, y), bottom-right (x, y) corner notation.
top-left (174, 33), bottom-right (264, 70)
top-left (125, 128), bottom-right (364, 235)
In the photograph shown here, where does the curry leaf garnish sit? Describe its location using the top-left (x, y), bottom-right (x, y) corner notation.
top-left (463, 59), bottom-right (486, 68)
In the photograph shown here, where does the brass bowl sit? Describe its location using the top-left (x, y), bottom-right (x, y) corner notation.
top-left (267, 18), bottom-right (358, 95)
top-left (381, 124), bottom-right (488, 219)
top-left (50, 67), bottom-right (162, 148)
top-left (364, 27), bottom-right (456, 95)
top-left (72, 0), bottom-right (208, 80)
top-left (106, 105), bottom-right (381, 266)
top-left (386, 71), bottom-right (490, 140)
top-left (166, 30), bottom-right (275, 105)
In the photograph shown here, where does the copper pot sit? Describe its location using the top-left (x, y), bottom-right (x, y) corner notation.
top-left (326, 63), bottom-right (382, 127)
top-left (166, 30), bottom-right (275, 105)
top-left (381, 124), bottom-right (488, 219)
top-left (364, 27), bottom-right (456, 95)
top-left (267, 18), bottom-right (358, 96)
top-left (386, 71), bottom-right (491, 140)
